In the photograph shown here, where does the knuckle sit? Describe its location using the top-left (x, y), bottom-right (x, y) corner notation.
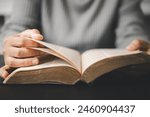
top-left (3, 37), bottom-right (10, 45)
top-left (2, 46), bottom-right (10, 56)
top-left (2, 38), bottom-right (10, 55)
top-left (17, 39), bottom-right (25, 47)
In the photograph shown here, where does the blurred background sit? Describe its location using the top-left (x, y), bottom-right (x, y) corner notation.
top-left (0, 0), bottom-right (150, 45)
top-left (0, 0), bottom-right (13, 66)
top-left (0, 0), bottom-right (150, 34)
top-left (0, 0), bottom-right (13, 29)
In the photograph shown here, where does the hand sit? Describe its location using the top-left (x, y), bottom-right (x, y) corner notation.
top-left (3, 29), bottom-right (44, 68)
top-left (126, 39), bottom-right (150, 54)
top-left (0, 65), bottom-right (9, 79)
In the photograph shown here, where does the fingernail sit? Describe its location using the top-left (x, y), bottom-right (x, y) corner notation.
top-left (32, 59), bottom-right (39, 65)
top-left (31, 34), bottom-right (43, 40)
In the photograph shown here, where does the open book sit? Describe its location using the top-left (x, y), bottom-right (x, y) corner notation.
top-left (3, 39), bottom-right (150, 84)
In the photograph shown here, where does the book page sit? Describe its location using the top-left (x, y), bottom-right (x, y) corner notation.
top-left (81, 49), bottom-right (142, 73)
top-left (30, 39), bottom-right (81, 72)
top-left (4, 55), bottom-right (78, 83)
top-left (14, 57), bottom-right (72, 72)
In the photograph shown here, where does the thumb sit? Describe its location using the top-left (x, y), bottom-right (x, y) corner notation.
top-left (126, 39), bottom-right (150, 51)
top-left (20, 29), bottom-right (43, 41)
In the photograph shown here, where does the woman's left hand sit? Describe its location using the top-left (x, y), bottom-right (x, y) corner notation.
top-left (127, 39), bottom-right (150, 54)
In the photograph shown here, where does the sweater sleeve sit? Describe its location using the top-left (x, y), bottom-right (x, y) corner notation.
top-left (115, 0), bottom-right (149, 48)
top-left (0, 0), bottom-right (41, 54)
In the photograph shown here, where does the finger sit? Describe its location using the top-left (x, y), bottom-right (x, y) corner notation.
top-left (127, 39), bottom-right (150, 51)
top-left (6, 47), bottom-right (45, 58)
top-left (20, 29), bottom-right (43, 40)
top-left (4, 36), bottom-right (44, 47)
top-left (0, 70), bottom-right (9, 79)
top-left (0, 65), bottom-right (9, 79)
top-left (5, 56), bottom-right (39, 68)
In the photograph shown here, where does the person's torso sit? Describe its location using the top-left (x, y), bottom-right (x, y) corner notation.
top-left (41, 0), bottom-right (120, 52)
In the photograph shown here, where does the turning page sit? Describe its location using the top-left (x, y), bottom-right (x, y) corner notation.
top-left (30, 39), bottom-right (81, 72)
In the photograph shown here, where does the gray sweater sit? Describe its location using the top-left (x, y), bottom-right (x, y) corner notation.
top-left (0, 0), bottom-right (149, 53)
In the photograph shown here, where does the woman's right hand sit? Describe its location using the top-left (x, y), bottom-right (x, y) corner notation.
top-left (3, 29), bottom-right (44, 68)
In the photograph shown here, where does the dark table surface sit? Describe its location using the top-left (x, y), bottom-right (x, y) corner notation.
top-left (0, 55), bottom-right (150, 100)
top-left (0, 70), bottom-right (150, 100)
